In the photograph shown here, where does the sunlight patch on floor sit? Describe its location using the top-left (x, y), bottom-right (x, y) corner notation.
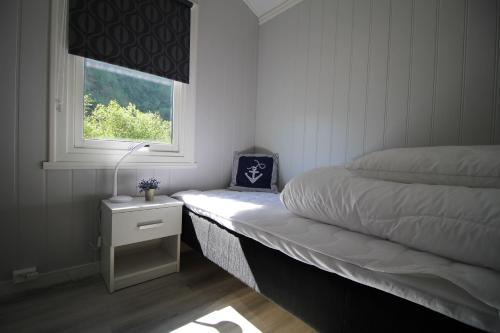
top-left (170, 306), bottom-right (262, 333)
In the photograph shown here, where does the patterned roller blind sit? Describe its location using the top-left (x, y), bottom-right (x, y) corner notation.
top-left (68, 0), bottom-right (192, 83)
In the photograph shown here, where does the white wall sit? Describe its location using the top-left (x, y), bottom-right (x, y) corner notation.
top-left (256, 0), bottom-right (500, 186)
top-left (0, 0), bottom-right (258, 281)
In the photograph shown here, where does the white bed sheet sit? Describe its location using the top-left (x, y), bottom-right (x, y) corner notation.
top-left (173, 190), bottom-right (500, 332)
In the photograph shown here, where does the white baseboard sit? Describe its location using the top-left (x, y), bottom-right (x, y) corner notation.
top-left (0, 262), bottom-right (100, 297)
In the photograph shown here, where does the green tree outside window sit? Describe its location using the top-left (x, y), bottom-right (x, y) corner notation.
top-left (83, 95), bottom-right (172, 144)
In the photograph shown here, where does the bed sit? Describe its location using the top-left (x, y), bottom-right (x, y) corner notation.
top-left (172, 147), bottom-right (500, 333)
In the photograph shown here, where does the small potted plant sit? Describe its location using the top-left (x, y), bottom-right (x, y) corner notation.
top-left (138, 178), bottom-right (160, 201)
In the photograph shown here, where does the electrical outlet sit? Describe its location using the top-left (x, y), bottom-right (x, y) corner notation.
top-left (13, 267), bottom-right (39, 284)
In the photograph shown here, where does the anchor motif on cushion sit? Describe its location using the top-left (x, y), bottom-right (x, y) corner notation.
top-left (245, 160), bottom-right (266, 184)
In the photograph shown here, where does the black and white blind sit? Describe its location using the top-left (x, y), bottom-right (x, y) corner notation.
top-left (68, 0), bottom-right (192, 83)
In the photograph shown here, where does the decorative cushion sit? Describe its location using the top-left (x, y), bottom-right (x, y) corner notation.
top-left (229, 152), bottom-right (279, 193)
top-left (346, 145), bottom-right (500, 188)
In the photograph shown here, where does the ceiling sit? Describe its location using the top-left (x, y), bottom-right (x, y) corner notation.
top-left (242, 0), bottom-right (303, 24)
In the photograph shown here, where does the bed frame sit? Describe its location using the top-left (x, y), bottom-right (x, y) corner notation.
top-left (182, 208), bottom-right (482, 333)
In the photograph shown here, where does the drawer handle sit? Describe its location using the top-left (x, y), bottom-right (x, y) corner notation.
top-left (137, 220), bottom-right (164, 230)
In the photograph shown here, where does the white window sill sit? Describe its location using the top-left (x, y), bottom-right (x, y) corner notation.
top-left (42, 161), bottom-right (197, 170)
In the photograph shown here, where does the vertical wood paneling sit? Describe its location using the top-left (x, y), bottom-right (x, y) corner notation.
top-left (290, 1), bottom-right (310, 175)
top-left (220, 13), bottom-right (238, 187)
top-left (461, 0), bottom-right (497, 144)
top-left (72, 170), bottom-right (97, 265)
top-left (432, 0), bottom-right (466, 145)
top-left (95, 170), bottom-right (114, 199)
top-left (225, 3), bottom-right (259, 186)
top-left (256, 4), bottom-right (299, 184)
top-left (94, 168), bottom-right (112, 254)
top-left (346, 0), bottom-right (371, 160)
top-left (46, 171), bottom-right (73, 271)
top-left (179, 0), bottom-right (257, 192)
top-left (315, 0), bottom-right (338, 167)
top-left (240, 18), bottom-right (258, 153)
top-left (185, 0), bottom-right (222, 191)
top-left (117, 169), bottom-right (137, 197)
top-left (302, 0), bottom-right (324, 171)
top-left (17, 0), bottom-right (49, 271)
top-left (0, 0), bottom-right (20, 281)
top-left (256, 0), bottom-right (499, 184)
top-left (407, 0), bottom-right (438, 147)
top-left (330, 0), bottom-right (354, 164)
top-left (153, 169), bottom-right (170, 195)
top-left (384, 0), bottom-right (413, 149)
top-left (364, 0), bottom-right (391, 153)
top-left (495, 0), bottom-right (500, 144)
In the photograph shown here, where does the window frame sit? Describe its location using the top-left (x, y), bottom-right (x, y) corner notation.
top-left (44, 0), bottom-right (197, 170)
top-left (75, 57), bottom-right (181, 152)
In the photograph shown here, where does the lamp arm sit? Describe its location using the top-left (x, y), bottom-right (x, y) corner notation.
top-left (112, 142), bottom-right (149, 197)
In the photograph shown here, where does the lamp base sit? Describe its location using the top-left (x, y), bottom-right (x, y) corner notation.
top-left (109, 195), bottom-right (133, 203)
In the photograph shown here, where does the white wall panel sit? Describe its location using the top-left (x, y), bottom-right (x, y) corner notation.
top-left (71, 170), bottom-right (97, 265)
top-left (290, 1), bottom-right (310, 176)
top-left (95, 170), bottom-right (114, 200)
top-left (384, 0), bottom-right (412, 149)
top-left (431, 0), bottom-right (466, 145)
top-left (364, 0), bottom-right (391, 154)
top-left (315, 0), bottom-right (338, 167)
top-left (330, 0), bottom-right (354, 165)
top-left (117, 170), bottom-right (138, 197)
top-left (0, 0), bottom-right (20, 280)
top-left (256, 0), bottom-right (500, 185)
top-left (496, 0), bottom-right (500, 144)
top-left (461, 0), bottom-right (498, 145)
top-left (256, 3), bottom-right (300, 185)
top-left (16, 0), bottom-right (49, 273)
top-left (302, 0), bottom-right (323, 171)
top-left (346, 0), bottom-right (371, 161)
top-left (407, 0), bottom-right (438, 147)
top-left (46, 170), bottom-right (73, 271)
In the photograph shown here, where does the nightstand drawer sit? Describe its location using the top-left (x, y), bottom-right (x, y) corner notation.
top-left (111, 206), bottom-right (181, 246)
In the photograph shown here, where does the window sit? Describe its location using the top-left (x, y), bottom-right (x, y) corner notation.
top-left (44, 0), bottom-right (197, 169)
top-left (83, 59), bottom-right (174, 145)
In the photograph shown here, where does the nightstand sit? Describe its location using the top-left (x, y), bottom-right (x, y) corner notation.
top-left (100, 195), bottom-right (183, 292)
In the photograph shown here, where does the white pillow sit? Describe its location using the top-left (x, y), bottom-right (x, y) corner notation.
top-left (346, 145), bottom-right (500, 188)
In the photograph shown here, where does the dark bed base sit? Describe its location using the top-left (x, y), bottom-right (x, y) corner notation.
top-left (182, 208), bottom-right (482, 333)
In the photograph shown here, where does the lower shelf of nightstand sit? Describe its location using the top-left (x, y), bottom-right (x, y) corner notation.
top-left (114, 247), bottom-right (177, 290)
top-left (104, 236), bottom-right (180, 292)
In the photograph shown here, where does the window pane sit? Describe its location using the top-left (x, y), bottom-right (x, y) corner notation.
top-left (83, 59), bottom-right (173, 144)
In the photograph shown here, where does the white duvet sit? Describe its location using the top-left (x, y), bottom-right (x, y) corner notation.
top-left (281, 167), bottom-right (500, 272)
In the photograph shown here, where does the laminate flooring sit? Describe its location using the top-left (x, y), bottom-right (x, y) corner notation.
top-left (0, 249), bottom-right (315, 333)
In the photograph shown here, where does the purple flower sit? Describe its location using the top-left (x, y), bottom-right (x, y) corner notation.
top-left (138, 178), bottom-right (160, 192)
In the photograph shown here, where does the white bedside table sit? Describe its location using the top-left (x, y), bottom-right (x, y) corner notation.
top-left (100, 195), bottom-right (183, 292)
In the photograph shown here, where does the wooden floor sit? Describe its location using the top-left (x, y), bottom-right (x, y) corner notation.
top-left (0, 249), bottom-right (315, 333)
